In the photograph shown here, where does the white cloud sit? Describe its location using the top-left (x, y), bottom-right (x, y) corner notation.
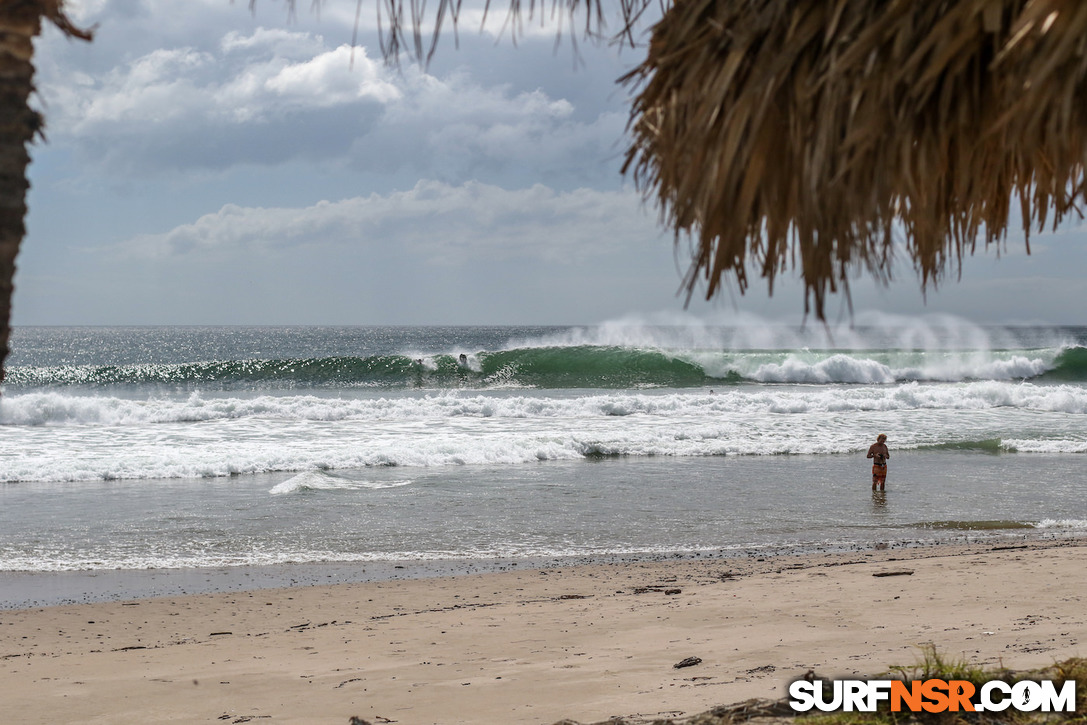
top-left (120, 180), bottom-right (660, 262)
top-left (263, 46), bottom-right (400, 105)
top-left (35, 23), bottom-right (625, 183)
top-left (56, 31), bottom-right (397, 131)
top-left (79, 47), bottom-right (213, 125)
top-left (219, 27), bottom-right (320, 55)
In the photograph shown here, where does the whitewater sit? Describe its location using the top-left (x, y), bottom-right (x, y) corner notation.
top-left (1, 319), bottom-right (1085, 580)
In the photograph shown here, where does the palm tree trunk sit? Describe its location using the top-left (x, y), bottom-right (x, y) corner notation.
top-left (0, 2), bottom-right (44, 388)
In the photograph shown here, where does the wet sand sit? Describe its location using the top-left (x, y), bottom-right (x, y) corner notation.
top-left (1, 540), bottom-right (1084, 724)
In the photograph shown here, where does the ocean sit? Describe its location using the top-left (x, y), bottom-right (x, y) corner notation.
top-left (2, 320), bottom-right (1085, 606)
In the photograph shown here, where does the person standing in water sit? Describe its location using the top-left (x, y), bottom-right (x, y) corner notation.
top-left (867, 434), bottom-right (890, 490)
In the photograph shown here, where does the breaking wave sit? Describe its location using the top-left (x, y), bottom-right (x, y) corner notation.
top-left (5, 344), bottom-right (1084, 391)
top-left (5, 379), bottom-right (1087, 427)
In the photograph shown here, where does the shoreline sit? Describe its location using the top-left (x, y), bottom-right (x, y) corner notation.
top-left (2, 538), bottom-right (1085, 724)
top-left (2, 531), bottom-right (1079, 611)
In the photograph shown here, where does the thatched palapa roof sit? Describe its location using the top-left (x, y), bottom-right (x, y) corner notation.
top-left (620, 0), bottom-right (1087, 318)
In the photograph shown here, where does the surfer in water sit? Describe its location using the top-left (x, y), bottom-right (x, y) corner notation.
top-left (867, 434), bottom-right (890, 491)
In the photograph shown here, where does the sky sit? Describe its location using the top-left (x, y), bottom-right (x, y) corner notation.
top-left (15, 0), bottom-right (1087, 327)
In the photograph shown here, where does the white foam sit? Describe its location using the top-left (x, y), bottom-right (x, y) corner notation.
top-left (4, 377), bottom-right (1087, 430)
top-left (1001, 439), bottom-right (1087, 454)
top-left (269, 471), bottom-right (414, 494)
top-left (3, 381), bottom-right (1086, 482)
top-left (1033, 519), bottom-right (1087, 530)
top-left (0, 542), bottom-right (736, 572)
top-left (749, 354), bottom-right (897, 384)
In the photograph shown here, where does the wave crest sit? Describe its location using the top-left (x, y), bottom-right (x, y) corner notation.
top-left (5, 344), bottom-right (1083, 391)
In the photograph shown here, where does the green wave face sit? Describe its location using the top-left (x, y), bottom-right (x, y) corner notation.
top-left (7, 342), bottom-right (1084, 391)
top-left (5, 346), bottom-right (736, 390)
top-left (916, 439), bottom-right (1008, 454)
top-left (477, 346), bottom-right (715, 388)
top-left (1039, 346), bottom-right (1087, 382)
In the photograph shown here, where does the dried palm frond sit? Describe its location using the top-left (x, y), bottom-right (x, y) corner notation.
top-left (263, 0), bottom-right (655, 65)
top-left (621, 0), bottom-right (1087, 319)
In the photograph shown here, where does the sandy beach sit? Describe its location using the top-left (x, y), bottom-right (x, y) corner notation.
top-left (1, 539), bottom-right (1084, 725)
